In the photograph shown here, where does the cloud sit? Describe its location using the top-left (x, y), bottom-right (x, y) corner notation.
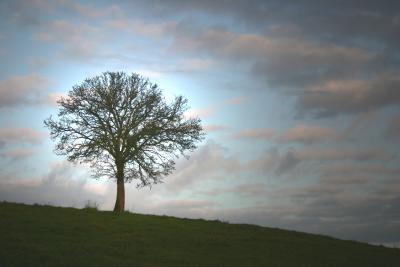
top-left (135, 57), bottom-right (218, 74)
top-left (184, 107), bottom-right (215, 118)
top-left (106, 18), bottom-right (176, 38)
top-left (29, 58), bottom-right (49, 69)
top-left (320, 163), bottom-right (400, 178)
top-left (246, 146), bottom-right (392, 176)
top-left (0, 161), bottom-right (108, 207)
top-left (136, 69), bottom-right (164, 78)
top-left (166, 23), bottom-right (395, 117)
top-left (196, 182), bottom-right (268, 197)
top-left (7, 1), bottom-right (400, 119)
top-left (132, 1), bottom-right (400, 50)
top-left (0, 0), bottom-right (49, 27)
top-left (20, 2), bottom-right (396, 119)
top-left (1, 0), bottom-right (122, 27)
top-left (385, 114), bottom-right (400, 140)
top-left (61, 1), bottom-right (122, 18)
top-left (33, 19), bottom-right (123, 63)
top-left (168, 25), bottom-right (235, 55)
top-left (0, 127), bottom-right (45, 146)
top-left (294, 147), bottom-right (391, 162)
top-left (203, 124), bottom-right (229, 133)
top-left (0, 74), bottom-right (53, 108)
top-left (279, 174), bottom-right (400, 244)
top-left (126, 2), bottom-right (399, 117)
top-left (164, 23), bottom-right (373, 79)
top-left (233, 128), bottom-right (274, 140)
top-left (43, 92), bottom-right (66, 106)
top-left (0, 148), bottom-right (36, 161)
top-left (275, 150), bottom-right (301, 175)
top-left (234, 124), bottom-right (336, 144)
top-left (243, 197), bottom-right (400, 244)
top-left (204, 158), bottom-right (400, 243)
top-left (297, 75), bottom-right (400, 117)
top-left (164, 140), bottom-right (241, 193)
top-left (277, 125), bottom-right (337, 144)
top-left (223, 97), bottom-right (247, 105)
top-left (185, 97), bottom-right (247, 121)
top-left (243, 147), bottom-right (300, 175)
top-left (225, 34), bottom-right (372, 64)
top-left (177, 58), bottom-right (216, 72)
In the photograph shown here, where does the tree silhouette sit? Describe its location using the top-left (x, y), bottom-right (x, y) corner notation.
top-left (44, 72), bottom-right (204, 212)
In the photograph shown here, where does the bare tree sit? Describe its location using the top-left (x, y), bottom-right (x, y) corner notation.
top-left (44, 72), bottom-right (204, 212)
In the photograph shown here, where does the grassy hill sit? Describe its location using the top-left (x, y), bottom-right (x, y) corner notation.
top-left (0, 202), bottom-right (399, 266)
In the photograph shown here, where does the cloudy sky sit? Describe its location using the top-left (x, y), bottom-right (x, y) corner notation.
top-left (1, 0), bottom-right (400, 245)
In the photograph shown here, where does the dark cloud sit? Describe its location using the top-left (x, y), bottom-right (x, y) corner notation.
top-left (277, 125), bottom-right (337, 144)
top-left (164, 140), bottom-right (241, 193)
top-left (246, 146), bottom-right (394, 177)
top-left (232, 128), bottom-right (275, 140)
top-left (0, 0), bottom-right (47, 27)
top-left (275, 150), bottom-right (301, 175)
top-left (234, 124), bottom-right (337, 144)
top-left (297, 75), bottom-right (400, 117)
top-left (244, 147), bottom-right (303, 175)
top-left (385, 114), bottom-right (400, 140)
top-left (130, 0), bottom-right (400, 116)
top-left (196, 182), bottom-right (269, 198)
top-left (284, 179), bottom-right (400, 244)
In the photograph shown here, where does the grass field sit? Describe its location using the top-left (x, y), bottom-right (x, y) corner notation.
top-left (0, 202), bottom-right (399, 266)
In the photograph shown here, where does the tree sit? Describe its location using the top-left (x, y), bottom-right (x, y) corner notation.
top-left (44, 72), bottom-right (204, 212)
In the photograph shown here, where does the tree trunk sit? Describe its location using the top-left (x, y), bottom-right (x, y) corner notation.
top-left (113, 163), bottom-right (125, 212)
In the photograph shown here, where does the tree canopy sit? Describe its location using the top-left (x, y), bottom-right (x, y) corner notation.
top-left (44, 72), bottom-right (204, 212)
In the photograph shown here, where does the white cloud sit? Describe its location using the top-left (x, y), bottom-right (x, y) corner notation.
top-left (0, 161), bottom-right (106, 208)
top-left (136, 69), bottom-right (163, 78)
top-left (44, 92), bottom-right (67, 106)
top-left (184, 107), bottom-right (215, 118)
top-left (0, 127), bottom-right (45, 146)
top-left (0, 148), bottom-right (36, 160)
top-left (203, 124), bottom-right (229, 133)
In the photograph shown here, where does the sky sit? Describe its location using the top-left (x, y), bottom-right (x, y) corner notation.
top-left (1, 0), bottom-right (400, 246)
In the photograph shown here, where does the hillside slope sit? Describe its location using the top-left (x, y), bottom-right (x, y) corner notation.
top-left (0, 202), bottom-right (399, 266)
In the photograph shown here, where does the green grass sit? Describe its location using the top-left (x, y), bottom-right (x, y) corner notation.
top-left (0, 202), bottom-right (399, 266)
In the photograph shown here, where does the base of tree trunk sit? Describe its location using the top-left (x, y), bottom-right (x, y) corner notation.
top-left (113, 179), bottom-right (125, 212)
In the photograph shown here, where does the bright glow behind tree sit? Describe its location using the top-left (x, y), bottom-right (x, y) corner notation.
top-left (44, 72), bottom-right (204, 212)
